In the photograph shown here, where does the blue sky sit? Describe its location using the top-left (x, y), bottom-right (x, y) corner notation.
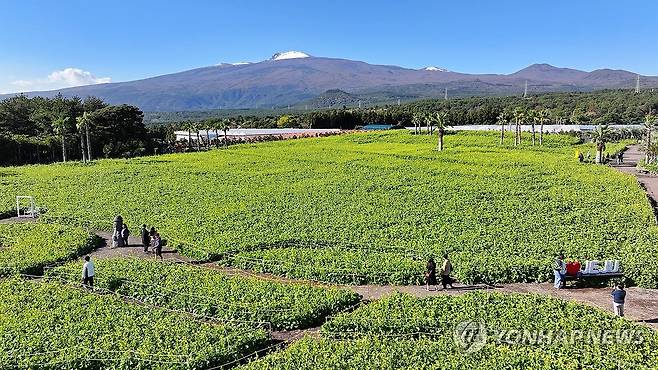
top-left (1, 0), bottom-right (657, 93)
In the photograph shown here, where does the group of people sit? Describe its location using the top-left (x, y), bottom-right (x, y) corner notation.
top-left (141, 224), bottom-right (163, 260)
top-left (111, 223), bottom-right (131, 248)
top-left (110, 215), bottom-right (163, 260)
top-left (576, 151), bottom-right (624, 164)
top-left (554, 252), bottom-right (627, 317)
top-left (425, 254), bottom-right (454, 291)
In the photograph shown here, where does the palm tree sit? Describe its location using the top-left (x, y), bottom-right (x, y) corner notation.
top-left (591, 124), bottom-right (613, 164)
top-left (434, 111), bottom-right (449, 151)
top-left (496, 110), bottom-right (510, 145)
top-left (213, 120), bottom-right (221, 148)
top-left (76, 112), bottom-right (93, 162)
top-left (643, 113), bottom-right (657, 162)
top-left (527, 109), bottom-right (537, 145)
top-left (204, 121), bottom-right (212, 149)
top-left (411, 113), bottom-right (423, 135)
top-left (184, 121), bottom-right (193, 150)
top-left (194, 122), bottom-right (202, 151)
top-left (512, 107), bottom-right (525, 146)
top-left (537, 109), bottom-right (550, 146)
top-left (220, 119), bottom-right (231, 148)
top-left (52, 116), bottom-right (70, 162)
top-left (75, 117), bottom-right (87, 163)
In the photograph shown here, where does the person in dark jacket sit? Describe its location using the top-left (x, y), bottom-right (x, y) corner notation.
top-left (611, 284), bottom-right (626, 317)
top-left (121, 224), bottom-right (130, 246)
top-left (441, 254), bottom-right (454, 290)
top-left (153, 233), bottom-right (163, 260)
top-left (425, 258), bottom-right (437, 291)
top-left (141, 225), bottom-right (150, 253)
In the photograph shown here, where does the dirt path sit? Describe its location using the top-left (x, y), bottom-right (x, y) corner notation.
top-left (610, 144), bottom-right (658, 219)
top-left (90, 230), bottom-right (193, 262)
top-left (347, 282), bottom-right (658, 329)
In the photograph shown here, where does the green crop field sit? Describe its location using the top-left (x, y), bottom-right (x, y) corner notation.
top-left (49, 257), bottom-right (360, 330)
top-left (243, 292), bottom-right (658, 370)
top-left (0, 278), bottom-right (269, 369)
top-left (0, 131), bottom-right (656, 286)
top-left (0, 223), bottom-right (98, 276)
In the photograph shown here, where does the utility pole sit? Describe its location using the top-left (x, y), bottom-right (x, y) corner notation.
top-left (635, 74), bottom-right (640, 94)
top-left (523, 80), bottom-right (528, 98)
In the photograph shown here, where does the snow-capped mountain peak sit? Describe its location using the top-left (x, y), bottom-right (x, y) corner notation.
top-left (423, 66), bottom-right (449, 72)
top-left (271, 51), bottom-right (311, 61)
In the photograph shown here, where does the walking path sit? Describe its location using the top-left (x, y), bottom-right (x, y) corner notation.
top-left (610, 144), bottom-right (658, 220)
top-left (79, 231), bottom-right (658, 330)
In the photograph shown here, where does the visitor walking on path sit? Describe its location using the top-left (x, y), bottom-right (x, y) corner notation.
top-left (82, 255), bottom-right (95, 287)
top-left (611, 284), bottom-right (626, 317)
top-left (441, 254), bottom-right (454, 290)
top-left (111, 229), bottom-right (121, 249)
top-left (112, 215), bottom-right (124, 248)
top-left (121, 224), bottom-right (130, 246)
top-left (425, 258), bottom-right (437, 291)
top-left (153, 233), bottom-right (163, 260)
top-left (141, 225), bottom-right (150, 253)
top-left (553, 253), bottom-right (566, 289)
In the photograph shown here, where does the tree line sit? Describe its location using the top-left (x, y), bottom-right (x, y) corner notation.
top-left (158, 89), bottom-right (658, 132)
top-left (0, 94), bottom-right (151, 165)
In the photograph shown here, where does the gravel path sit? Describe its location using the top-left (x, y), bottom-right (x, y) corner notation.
top-left (610, 144), bottom-right (658, 222)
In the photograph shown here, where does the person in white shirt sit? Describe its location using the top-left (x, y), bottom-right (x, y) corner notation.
top-left (553, 253), bottom-right (566, 289)
top-left (82, 255), bottom-right (95, 287)
top-left (441, 254), bottom-right (454, 290)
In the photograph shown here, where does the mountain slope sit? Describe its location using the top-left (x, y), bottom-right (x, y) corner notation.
top-left (3, 53), bottom-right (657, 111)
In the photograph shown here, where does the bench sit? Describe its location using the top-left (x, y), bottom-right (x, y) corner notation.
top-left (563, 272), bottom-right (624, 288)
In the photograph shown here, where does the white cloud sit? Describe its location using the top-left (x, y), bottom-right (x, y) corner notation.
top-left (8, 68), bottom-right (111, 92)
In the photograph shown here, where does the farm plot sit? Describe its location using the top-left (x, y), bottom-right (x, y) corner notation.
top-left (49, 257), bottom-right (361, 330)
top-left (242, 292), bottom-right (658, 370)
top-left (1, 131), bottom-right (656, 286)
top-left (0, 278), bottom-right (269, 369)
top-left (0, 223), bottom-right (98, 276)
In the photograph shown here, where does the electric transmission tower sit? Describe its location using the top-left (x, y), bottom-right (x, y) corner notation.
top-left (635, 74), bottom-right (641, 94)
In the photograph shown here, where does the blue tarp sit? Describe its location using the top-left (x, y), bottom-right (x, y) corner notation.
top-left (363, 124), bottom-right (394, 131)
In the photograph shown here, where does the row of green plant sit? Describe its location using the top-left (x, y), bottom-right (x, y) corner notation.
top-left (0, 223), bottom-right (98, 276)
top-left (224, 246), bottom-right (424, 285)
top-left (0, 131), bottom-right (656, 286)
top-left (48, 257), bottom-right (360, 330)
top-left (243, 292), bottom-right (658, 369)
top-left (241, 337), bottom-right (577, 370)
top-left (0, 278), bottom-right (270, 369)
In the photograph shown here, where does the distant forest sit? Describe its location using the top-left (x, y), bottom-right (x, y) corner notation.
top-left (0, 94), bottom-right (153, 165)
top-left (150, 89), bottom-right (658, 130)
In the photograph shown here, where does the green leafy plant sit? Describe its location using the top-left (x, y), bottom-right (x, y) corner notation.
top-left (0, 278), bottom-right (270, 369)
top-left (49, 257), bottom-right (361, 330)
top-left (0, 131), bottom-right (655, 286)
top-left (0, 223), bottom-right (98, 276)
